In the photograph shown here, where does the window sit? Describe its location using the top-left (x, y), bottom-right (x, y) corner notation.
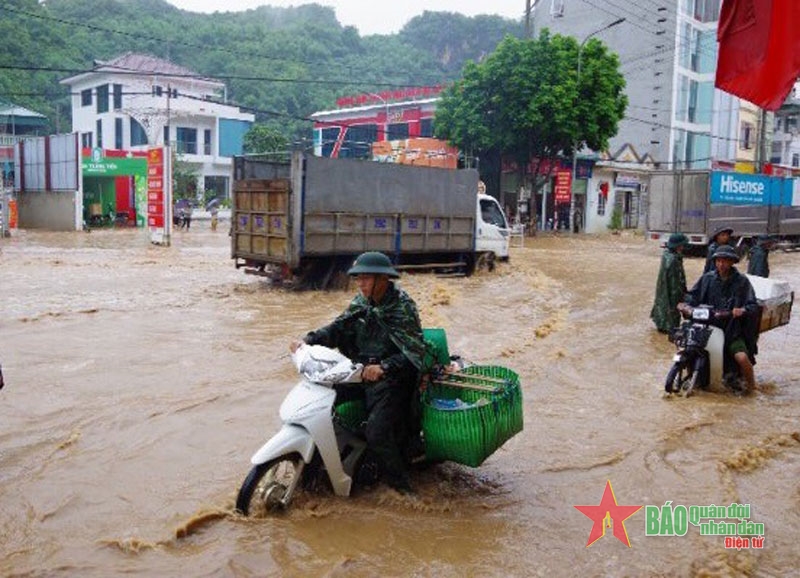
top-left (204, 176), bottom-right (229, 200)
top-left (597, 183), bottom-right (608, 216)
top-left (793, 153), bottom-right (799, 168)
top-left (81, 88), bottom-right (92, 107)
top-left (597, 192), bottom-right (606, 216)
top-left (96, 119), bottom-right (103, 148)
top-left (320, 127), bottom-right (340, 157)
top-left (130, 118), bottom-right (148, 146)
top-left (420, 118), bottom-right (434, 138)
top-left (114, 118), bottom-right (123, 149)
top-left (341, 124), bottom-right (377, 159)
top-left (113, 84), bottom-right (122, 110)
top-left (81, 132), bottom-right (93, 148)
top-left (176, 127), bottom-right (198, 154)
top-left (96, 84), bottom-right (109, 113)
top-left (681, 0), bottom-right (721, 22)
top-left (387, 122), bottom-right (409, 141)
top-left (204, 129), bottom-right (212, 155)
top-left (479, 198), bottom-right (508, 228)
top-left (153, 85), bottom-right (163, 97)
top-left (739, 122), bottom-right (754, 150)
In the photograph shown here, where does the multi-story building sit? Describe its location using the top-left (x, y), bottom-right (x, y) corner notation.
top-left (771, 82), bottom-right (800, 170)
top-left (60, 52), bottom-right (254, 199)
top-left (534, 0), bottom-right (762, 170)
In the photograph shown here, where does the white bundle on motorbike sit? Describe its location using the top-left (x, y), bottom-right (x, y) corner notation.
top-left (291, 343), bottom-right (363, 384)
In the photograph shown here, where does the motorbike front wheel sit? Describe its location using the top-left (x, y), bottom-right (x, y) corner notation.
top-left (665, 361), bottom-right (699, 396)
top-left (235, 453), bottom-right (305, 516)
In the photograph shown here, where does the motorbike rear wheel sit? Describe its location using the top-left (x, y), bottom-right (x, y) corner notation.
top-left (235, 453), bottom-right (305, 516)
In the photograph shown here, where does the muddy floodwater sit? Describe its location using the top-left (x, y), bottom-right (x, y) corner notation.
top-left (1, 224), bottom-right (799, 577)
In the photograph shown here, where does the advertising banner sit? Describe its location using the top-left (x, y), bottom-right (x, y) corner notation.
top-left (710, 172), bottom-right (777, 206)
top-left (147, 147), bottom-right (168, 242)
top-left (554, 169), bottom-right (572, 204)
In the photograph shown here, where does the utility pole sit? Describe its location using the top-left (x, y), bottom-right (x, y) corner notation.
top-left (570, 17), bottom-right (625, 234)
top-left (165, 84), bottom-right (172, 247)
top-left (525, 0), bottom-right (532, 39)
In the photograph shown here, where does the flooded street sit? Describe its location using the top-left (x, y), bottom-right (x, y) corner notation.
top-left (1, 224), bottom-right (799, 577)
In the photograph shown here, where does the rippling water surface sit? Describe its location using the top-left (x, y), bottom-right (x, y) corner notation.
top-left (1, 225), bottom-right (798, 577)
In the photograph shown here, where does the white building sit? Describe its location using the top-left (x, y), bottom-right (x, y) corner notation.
top-left (771, 82), bottom-right (800, 170)
top-left (60, 52), bottom-right (254, 199)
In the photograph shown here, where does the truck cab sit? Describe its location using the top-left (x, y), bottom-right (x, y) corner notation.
top-left (476, 193), bottom-right (510, 261)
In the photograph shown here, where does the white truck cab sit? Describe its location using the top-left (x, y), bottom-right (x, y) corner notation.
top-left (476, 193), bottom-right (510, 261)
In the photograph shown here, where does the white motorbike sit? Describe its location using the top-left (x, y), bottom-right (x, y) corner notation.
top-left (664, 305), bottom-right (742, 397)
top-left (235, 345), bottom-right (383, 516)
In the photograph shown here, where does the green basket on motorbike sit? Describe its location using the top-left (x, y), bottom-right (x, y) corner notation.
top-left (423, 327), bottom-right (451, 368)
top-left (422, 365), bottom-right (523, 467)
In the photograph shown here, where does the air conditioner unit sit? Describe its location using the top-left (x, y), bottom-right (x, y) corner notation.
top-left (550, 0), bottom-right (565, 17)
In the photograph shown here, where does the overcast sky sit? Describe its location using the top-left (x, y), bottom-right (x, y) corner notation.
top-left (166, 0), bottom-right (526, 36)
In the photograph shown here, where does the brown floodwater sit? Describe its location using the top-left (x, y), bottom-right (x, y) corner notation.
top-left (1, 224), bottom-right (798, 577)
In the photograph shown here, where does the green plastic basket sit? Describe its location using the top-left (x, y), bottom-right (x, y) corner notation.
top-left (421, 365), bottom-right (523, 467)
top-left (423, 327), bottom-right (451, 368)
top-left (334, 400), bottom-right (367, 431)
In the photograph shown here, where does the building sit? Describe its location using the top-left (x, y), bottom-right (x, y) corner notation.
top-left (309, 87), bottom-right (460, 168)
top-left (771, 82), bottom-right (800, 170)
top-left (60, 53), bottom-right (254, 200)
top-left (533, 0), bottom-right (765, 171)
top-left (527, 0), bottom-right (777, 234)
top-left (1, 101), bottom-right (49, 187)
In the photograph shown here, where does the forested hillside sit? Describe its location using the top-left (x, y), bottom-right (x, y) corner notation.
top-left (0, 0), bottom-right (522, 139)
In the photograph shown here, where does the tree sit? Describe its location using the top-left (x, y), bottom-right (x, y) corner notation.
top-left (171, 151), bottom-right (199, 202)
top-left (435, 30), bottom-right (627, 217)
top-left (243, 124), bottom-right (290, 156)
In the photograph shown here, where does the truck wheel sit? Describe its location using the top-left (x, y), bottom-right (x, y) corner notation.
top-left (475, 252), bottom-right (495, 272)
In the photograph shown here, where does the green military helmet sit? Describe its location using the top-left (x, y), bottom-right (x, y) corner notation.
top-left (667, 232), bottom-right (689, 250)
top-left (347, 251), bottom-right (400, 278)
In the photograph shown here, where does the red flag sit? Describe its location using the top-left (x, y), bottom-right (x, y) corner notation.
top-left (715, 0), bottom-right (800, 110)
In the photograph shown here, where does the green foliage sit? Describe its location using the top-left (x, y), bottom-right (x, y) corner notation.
top-left (171, 151), bottom-right (199, 201)
top-left (608, 207), bottom-right (623, 231)
top-left (0, 0), bottom-right (523, 143)
top-left (435, 29), bottom-right (627, 192)
top-left (243, 124), bottom-right (289, 156)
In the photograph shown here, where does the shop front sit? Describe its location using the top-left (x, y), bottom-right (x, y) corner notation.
top-left (82, 148), bottom-right (147, 227)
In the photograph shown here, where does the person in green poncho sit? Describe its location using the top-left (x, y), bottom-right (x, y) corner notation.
top-left (651, 233), bottom-right (689, 333)
top-left (747, 235), bottom-right (772, 278)
top-left (290, 252), bottom-right (425, 494)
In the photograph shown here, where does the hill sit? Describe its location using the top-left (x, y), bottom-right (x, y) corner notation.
top-left (0, 0), bottom-right (523, 140)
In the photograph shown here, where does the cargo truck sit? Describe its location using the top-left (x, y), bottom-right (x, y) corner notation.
top-left (231, 152), bottom-right (510, 286)
top-left (646, 170), bottom-right (800, 252)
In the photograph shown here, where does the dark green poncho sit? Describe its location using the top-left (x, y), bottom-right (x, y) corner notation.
top-left (650, 249), bottom-right (687, 333)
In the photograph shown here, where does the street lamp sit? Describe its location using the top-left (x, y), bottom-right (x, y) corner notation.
top-left (570, 17), bottom-right (625, 233)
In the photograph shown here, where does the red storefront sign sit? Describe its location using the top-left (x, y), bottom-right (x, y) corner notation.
top-left (147, 147), bottom-right (165, 230)
top-left (554, 169), bottom-right (572, 204)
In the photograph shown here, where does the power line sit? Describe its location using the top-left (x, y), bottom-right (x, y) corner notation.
top-left (0, 64), bottom-right (433, 89)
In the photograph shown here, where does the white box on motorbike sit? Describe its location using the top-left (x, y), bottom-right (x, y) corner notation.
top-left (747, 274), bottom-right (794, 333)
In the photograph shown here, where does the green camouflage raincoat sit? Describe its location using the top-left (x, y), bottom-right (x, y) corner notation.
top-left (304, 282), bottom-right (427, 374)
top-left (650, 248), bottom-right (687, 333)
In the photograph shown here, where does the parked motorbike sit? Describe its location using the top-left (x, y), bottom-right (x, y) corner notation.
top-left (235, 345), bottom-right (413, 516)
top-left (664, 305), bottom-right (744, 397)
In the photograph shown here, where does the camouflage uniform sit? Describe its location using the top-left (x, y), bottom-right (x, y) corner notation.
top-left (747, 240), bottom-right (770, 278)
top-left (650, 248), bottom-right (687, 333)
top-left (304, 282), bottom-right (426, 489)
top-left (684, 265), bottom-right (759, 363)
